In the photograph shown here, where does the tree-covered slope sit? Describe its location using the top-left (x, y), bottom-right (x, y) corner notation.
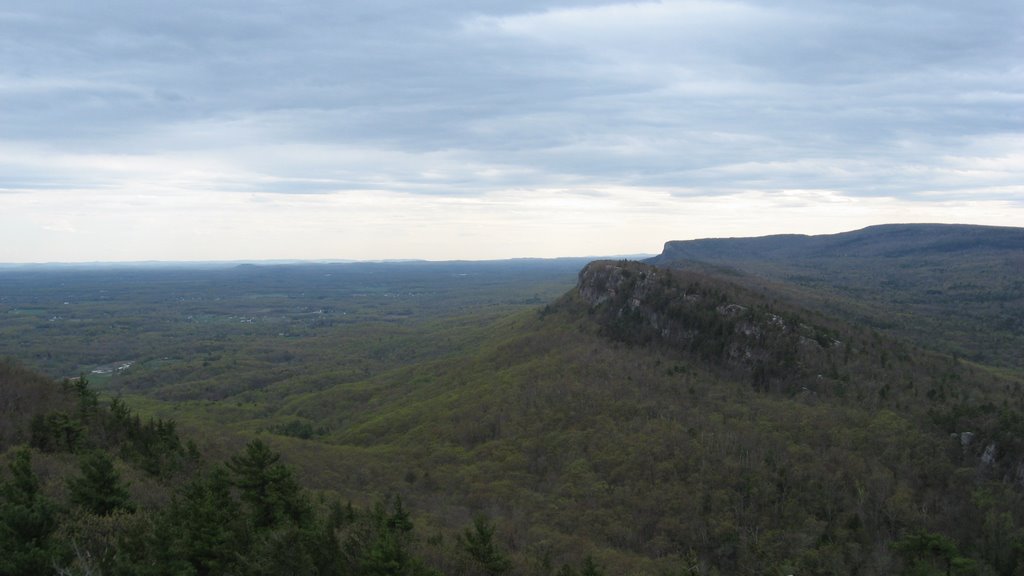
top-left (0, 362), bottom-right (516, 576)
top-left (185, 259), bottom-right (1024, 575)
top-left (648, 224), bottom-right (1024, 369)
top-left (5, 250), bottom-right (1024, 575)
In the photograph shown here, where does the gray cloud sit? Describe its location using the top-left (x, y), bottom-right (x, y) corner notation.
top-left (1, 0), bottom-right (1021, 261)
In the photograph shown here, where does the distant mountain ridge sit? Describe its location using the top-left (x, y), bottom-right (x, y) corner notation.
top-left (646, 223), bottom-right (1024, 369)
top-left (651, 223), bottom-right (1024, 263)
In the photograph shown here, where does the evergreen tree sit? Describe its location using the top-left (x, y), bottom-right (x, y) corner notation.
top-left (30, 412), bottom-right (84, 453)
top-left (241, 523), bottom-right (320, 576)
top-left (580, 555), bottom-right (604, 576)
top-left (163, 467), bottom-right (246, 575)
top-left (0, 447), bottom-right (59, 576)
top-left (310, 499), bottom-right (350, 576)
top-left (459, 515), bottom-right (511, 575)
top-left (226, 438), bottom-right (308, 528)
top-left (893, 530), bottom-right (977, 576)
top-left (66, 376), bottom-right (99, 418)
top-left (338, 496), bottom-right (439, 576)
top-left (68, 450), bottom-right (133, 515)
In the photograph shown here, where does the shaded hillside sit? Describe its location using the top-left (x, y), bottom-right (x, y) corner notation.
top-left (0, 361), bottom-right (73, 449)
top-left (648, 224), bottom-right (1024, 369)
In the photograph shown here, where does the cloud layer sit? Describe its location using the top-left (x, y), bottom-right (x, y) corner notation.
top-left (2, 0), bottom-right (1022, 261)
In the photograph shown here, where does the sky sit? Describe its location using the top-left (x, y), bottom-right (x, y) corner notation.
top-left (1, 0), bottom-right (1022, 262)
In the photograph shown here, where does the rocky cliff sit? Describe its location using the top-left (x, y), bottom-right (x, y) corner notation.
top-left (575, 260), bottom-right (841, 393)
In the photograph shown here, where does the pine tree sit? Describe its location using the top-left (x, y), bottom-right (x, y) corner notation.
top-left (459, 515), bottom-right (511, 575)
top-left (580, 555), bottom-right (604, 576)
top-left (163, 467), bottom-right (245, 575)
top-left (341, 496), bottom-right (436, 576)
top-left (68, 450), bottom-right (133, 515)
top-left (226, 439), bottom-right (307, 528)
top-left (0, 447), bottom-right (59, 576)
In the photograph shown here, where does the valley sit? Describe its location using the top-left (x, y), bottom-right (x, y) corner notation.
top-left (2, 224), bottom-right (1024, 575)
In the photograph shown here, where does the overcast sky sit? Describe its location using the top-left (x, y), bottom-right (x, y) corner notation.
top-left (1, 0), bottom-right (1022, 262)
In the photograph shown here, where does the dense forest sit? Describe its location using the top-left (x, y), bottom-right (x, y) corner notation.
top-left (3, 224), bottom-right (1024, 574)
top-left (0, 362), bottom-right (537, 575)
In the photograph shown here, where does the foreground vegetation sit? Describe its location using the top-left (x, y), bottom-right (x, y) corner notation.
top-left (1, 365), bottom-right (581, 575)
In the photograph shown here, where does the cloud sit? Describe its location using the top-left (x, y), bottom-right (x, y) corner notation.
top-left (2, 183), bottom-right (1019, 263)
top-left (0, 0), bottom-right (1021, 261)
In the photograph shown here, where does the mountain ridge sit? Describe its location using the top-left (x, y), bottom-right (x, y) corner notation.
top-left (647, 223), bottom-right (1024, 369)
top-left (652, 223), bottom-right (1024, 262)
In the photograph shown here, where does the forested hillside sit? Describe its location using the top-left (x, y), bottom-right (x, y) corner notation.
top-left (0, 361), bottom-right (529, 575)
top-left (3, 242), bottom-right (1024, 575)
top-left (648, 224), bottom-right (1024, 369)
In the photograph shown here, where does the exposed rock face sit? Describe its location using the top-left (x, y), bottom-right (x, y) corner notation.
top-left (577, 262), bottom-right (643, 307)
top-left (982, 443), bottom-right (998, 466)
top-left (576, 260), bottom-right (838, 393)
top-left (578, 261), bottom-right (703, 345)
top-left (960, 431), bottom-right (975, 448)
